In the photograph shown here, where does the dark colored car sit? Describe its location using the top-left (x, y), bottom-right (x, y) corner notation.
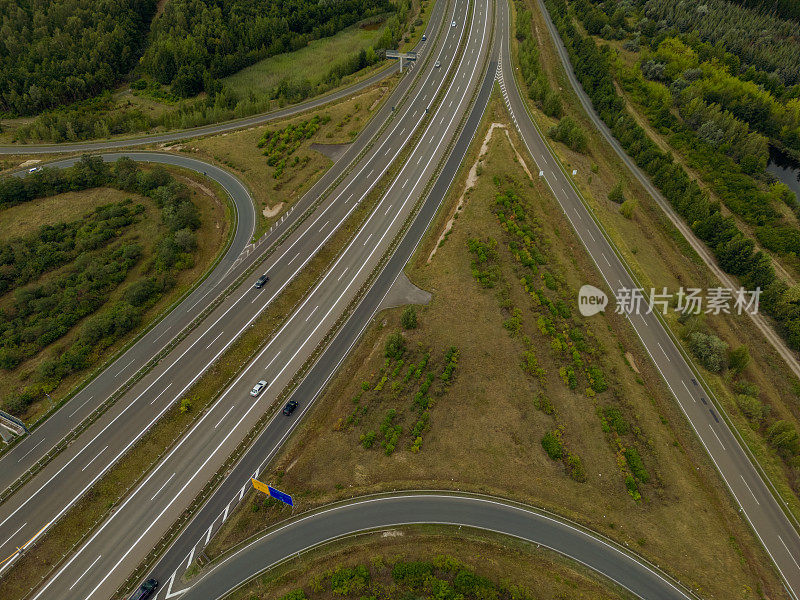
top-left (129, 579), bottom-right (158, 600)
top-left (254, 274), bottom-right (270, 289)
top-left (282, 400), bottom-right (298, 415)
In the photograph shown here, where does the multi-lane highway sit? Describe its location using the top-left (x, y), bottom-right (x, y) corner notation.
top-left (495, 0), bottom-right (800, 596)
top-left (0, 0), bottom-right (450, 577)
top-left (0, 0), bottom-right (449, 487)
top-left (0, 0), bottom-right (799, 598)
top-left (0, 0), bottom-right (497, 597)
top-left (179, 494), bottom-right (693, 600)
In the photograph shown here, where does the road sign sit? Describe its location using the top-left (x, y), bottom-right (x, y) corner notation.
top-left (251, 478), bottom-right (270, 495)
top-left (267, 485), bottom-right (294, 507)
top-left (251, 478), bottom-right (294, 506)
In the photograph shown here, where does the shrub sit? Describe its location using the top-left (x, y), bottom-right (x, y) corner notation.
top-left (566, 452), bottom-right (587, 482)
top-left (360, 430), bottom-right (377, 449)
top-left (180, 397), bottom-right (192, 413)
top-left (686, 331), bottom-right (728, 372)
top-left (735, 394), bottom-right (765, 422)
top-left (602, 406), bottom-right (630, 435)
top-left (330, 565), bottom-right (369, 595)
top-left (541, 431), bottom-right (564, 460)
top-left (766, 420), bottom-right (800, 457)
top-left (384, 332), bottom-right (405, 359)
top-left (401, 305), bottom-right (418, 329)
top-left (625, 475), bottom-right (642, 502)
top-left (608, 180), bottom-right (625, 204)
top-left (534, 394), bottom-right (554, 415)
top-left (619, 198), bottom-right (637, 219)
top-left (624, 447), bottom-right (650, 483)
top-left (548, 116), bottom-right (588, 152)
top-left (728, 345), bottom-right (750, 374)
top-left (392, 561), bottom-right (434, 587)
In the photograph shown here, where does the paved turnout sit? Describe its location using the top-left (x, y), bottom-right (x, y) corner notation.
top-left (496, 0), bottom-right (800, 596)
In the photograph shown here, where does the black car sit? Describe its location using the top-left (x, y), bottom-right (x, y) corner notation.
top-left (282, 400), bottom-right (298, 415)
top-left (254, 274), bottom-right (270, 289)
top-left (129, 579), bottom-right (158, 600)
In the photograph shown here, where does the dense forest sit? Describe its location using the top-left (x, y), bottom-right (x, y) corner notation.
top-left (0, 157), bottom-right (201, 416)
top-left (639, 0), bottom-right (800, 87)
top-left (728, 0), bottom-right (800, 24)
top-left (142, 0), bottom-right (397, 97)
top-left (1, 0), bottom-right (403, 121)
top-left (0, 0), bottom-right (157, 115)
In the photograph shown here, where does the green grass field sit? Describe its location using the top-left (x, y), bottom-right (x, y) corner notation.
top-left (223, 22), bottom-right (388, 98)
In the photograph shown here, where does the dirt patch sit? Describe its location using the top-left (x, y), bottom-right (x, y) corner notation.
top-left (17, 159), bottom-right (41, 169)
top-left (181, 176), bottom-right (214, 197)
top-left (428, 123), bottom-right (533, 263)
top-left (625, 352), bottom-right (640, 374)
top-left (263, 202), bottom-right (285, 218)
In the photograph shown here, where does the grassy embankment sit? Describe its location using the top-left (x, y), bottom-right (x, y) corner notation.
top-left (201, 91), bottom-right (788, 600)
top-left (0, 167), bottom-right (230, 424)
top-left (226, 528), bottom-right (631, 600)
top-left (513, 0), bottom-right (800, 519)
top-left (185, 84), bottom-right (394, 239)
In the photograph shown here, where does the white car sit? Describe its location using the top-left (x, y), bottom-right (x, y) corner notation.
top-left (435, 60), bottom-right (441, 68)
top-left (451, 20), bottom-right (456, 27)
top-left (249, 380), bottom-right (268, 397)
top-left (28, 167), bottom-right (41, 173)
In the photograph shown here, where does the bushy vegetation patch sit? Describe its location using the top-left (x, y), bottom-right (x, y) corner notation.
top-left (341, 338), bottom-right (457, 458)
top-left (0, 156), bottom-right (202, 418)
top-left (280, 555), bottom-right (552, 600)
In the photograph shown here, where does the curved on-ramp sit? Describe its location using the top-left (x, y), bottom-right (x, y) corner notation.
top-left (176, 494), bottom-right (695, 600)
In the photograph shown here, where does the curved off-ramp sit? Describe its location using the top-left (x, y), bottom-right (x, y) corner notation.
top-left (0, 152), bottom-right (254, 488)
top-left (177, 494), bottom-right (695, 600)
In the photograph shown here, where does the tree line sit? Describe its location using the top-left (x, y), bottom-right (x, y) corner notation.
top-left (544, 0), bottom-right (800, 478)
top-left (10, 0), bottom-right (414, 143)
top-left (0, 0), bottom-right (157, 116)
top-left (0, 156), bottom-right (201, 417)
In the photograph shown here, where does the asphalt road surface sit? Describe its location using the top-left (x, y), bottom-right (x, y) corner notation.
top-left (0, 153), bottom-right (254, 487)
top-left (144, 14), bottom-right (498, 599)
top-left (3, 0), bottom-right (496, 596)
top-left (0, 0), bottom-right (446, 485)
top-left (497, 0), bottom-right (800, 597)
top-left (180, 495), bottom-right (692, 600)
top-left (1, 0), bottom-right (798, 599)
top-left (532, 0), bottom-right (800, 385)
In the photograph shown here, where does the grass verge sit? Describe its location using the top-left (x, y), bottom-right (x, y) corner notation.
top-left (0, 165), bottom-right (231, 426)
